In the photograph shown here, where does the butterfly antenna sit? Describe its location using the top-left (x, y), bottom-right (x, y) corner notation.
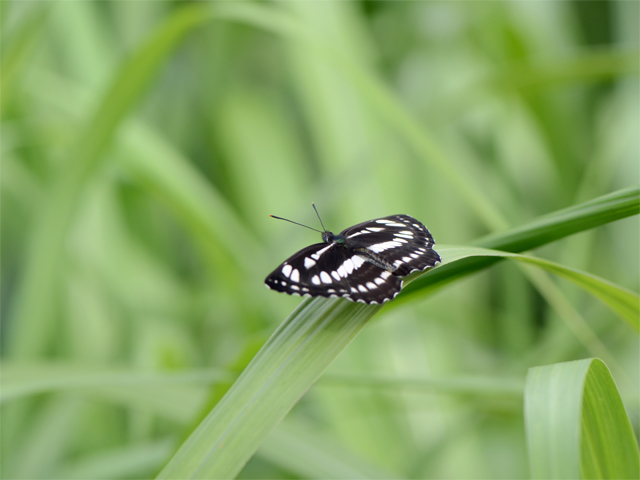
top-left (269, 215), bottom-right (323, 233)
top-left (312, 202), bottom-right (328, 233)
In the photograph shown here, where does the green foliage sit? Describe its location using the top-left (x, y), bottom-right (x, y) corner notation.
top-left (2, 1), bottom-right (638, 479)
top-left (525, 359), bottom-right (639, 479)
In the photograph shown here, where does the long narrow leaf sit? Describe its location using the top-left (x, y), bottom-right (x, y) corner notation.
top-left (157, 298), bottom-right (380, 479)
top-left (400, 185), bottom-right (639, 301)
top-left (431, 246), bottom-right (639, 331)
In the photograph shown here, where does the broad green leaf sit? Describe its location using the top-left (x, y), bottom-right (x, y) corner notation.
top-left (430, 246), bottom-right (639, 332)
top-left (157, 298), bottom-right (380, 479)
top-left (525, 358), bottom-right (639, 479)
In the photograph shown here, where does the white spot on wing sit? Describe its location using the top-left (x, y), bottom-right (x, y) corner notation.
top-left (374, 277), bottom-right (385, 285)
top-left (331, 271), bottom-right (340, 281)
top-left (368, 241), bottom-right (403, 253)
top-left (367, 227), bottom-right (384, 232)
top-left (381, 271), bottom-right (391, 279)
top-left (358, 285), bottom-right (368, 292)
top-left (290, 269), bottom-right (300, 282)
top-left (304, 257), bottom-right (316, 269)
top-left (402, 256), bottom-right (411, 263)
top-left (320, 271), bottom-right (332, 284)
top-left (337, 265), bottom-right (347, 278)
top-left (366, 282), bottom-right (377, 290)
top-left (352, 256), bottom-right (365, 268)
top-left (282, 264), bottom-right (292, 278)
top-left (311, 245), bottom-right (332, 260)
top-left (311, 275), bottom-right (321, 285)
top-left (348, 230), bottom-right (370, 238)
top-left (291, 285), bottom-right (300, 290)
top-left (343, 258), bottom-right (355, 274)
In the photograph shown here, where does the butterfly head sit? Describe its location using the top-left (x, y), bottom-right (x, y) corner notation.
top-left (322, 231), bottom-right (345, 244)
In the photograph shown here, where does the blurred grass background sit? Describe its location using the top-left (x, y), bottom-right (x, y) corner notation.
top-left (1, 1), bottom-right (638, 479)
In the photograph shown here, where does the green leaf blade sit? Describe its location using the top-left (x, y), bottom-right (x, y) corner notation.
top-left (581, 361), bottom-right (640, 479)
top-left (525, 359), bottom-right (639, 480)
top-left (157, 298), bottom-right (381, 479)
top-left (423, 246), bottom-right (639, 331)
top-left (400, 186), bottom-right (640, 302)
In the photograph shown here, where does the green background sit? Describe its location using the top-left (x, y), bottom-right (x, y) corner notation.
top-left (2, 1), bottom-right (638, 478)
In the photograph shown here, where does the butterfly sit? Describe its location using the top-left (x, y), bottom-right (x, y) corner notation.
top-left (265, 204), bottom-right (440, 304)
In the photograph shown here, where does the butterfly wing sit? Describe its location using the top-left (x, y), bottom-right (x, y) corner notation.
top-left (340, 214), bottom-right (441, 276)
top-left (265, 242), bottom-right (403, 304)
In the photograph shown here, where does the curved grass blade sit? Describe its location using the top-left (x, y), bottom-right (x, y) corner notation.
top-left (525, 358), bottom-right (639, 479)
top-left (121, 123), bottom-right (264, 276)
top-left (400, 185), bottom-right (640, 301)
top-left (157, 297), bottom-right (380, 479)
top-left (429, 246), bottom-right (639, 332)
top-left (476, 185), bottom-right (640, 253)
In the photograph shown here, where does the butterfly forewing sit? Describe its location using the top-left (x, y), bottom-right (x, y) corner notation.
top-left (264, 243), bottom-right (403, 304)
top-left (266, 214), bottom-right (440, 304)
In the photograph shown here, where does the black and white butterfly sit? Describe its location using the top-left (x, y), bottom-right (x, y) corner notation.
top-left (265, 205), bottom-right (440, 304)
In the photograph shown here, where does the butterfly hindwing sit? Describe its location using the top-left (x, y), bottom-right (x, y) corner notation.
top-left (341, 215), bottom-right (440, 276)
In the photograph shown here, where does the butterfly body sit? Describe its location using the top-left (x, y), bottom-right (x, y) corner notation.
top-left (265, 214), bottom-right (440, 304)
